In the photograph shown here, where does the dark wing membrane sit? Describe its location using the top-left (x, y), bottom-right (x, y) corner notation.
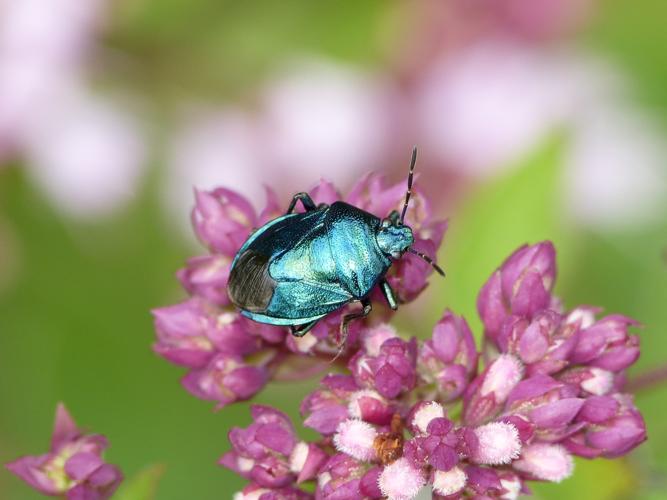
top-left (228, 250), bottom-right (276, 312)
top-left (228, 208), bottom-right (329, 313)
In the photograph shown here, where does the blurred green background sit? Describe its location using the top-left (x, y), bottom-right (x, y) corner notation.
top-left (1, 0), bottom-right (666, 499)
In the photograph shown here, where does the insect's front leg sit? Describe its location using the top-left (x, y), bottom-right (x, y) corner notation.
top-left (286, 192), bottom-right (317, 214)
top-left (380, 279), bottom-right (398, 310)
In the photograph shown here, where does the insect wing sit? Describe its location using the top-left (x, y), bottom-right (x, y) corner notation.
top-left (230, 207), bottom-right (352, 322)
top-left (266, 215), bottom-right (353, 320)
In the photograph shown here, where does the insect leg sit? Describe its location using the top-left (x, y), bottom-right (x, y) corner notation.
top-left (286, 192), bottom-right (317, 214)
top-left (380, 279), bottom-right (398, 310)
top-left (330, 299), bottom-right (372, 363)
top-left (290, 320), bottom-right (319, 337)
top-left (340, 299), bottom-right (372, 341)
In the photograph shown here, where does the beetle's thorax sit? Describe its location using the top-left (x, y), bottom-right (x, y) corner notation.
top-left (375, 223), bottom-right (414, 259)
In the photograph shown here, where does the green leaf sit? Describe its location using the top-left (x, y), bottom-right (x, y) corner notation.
top-left (114, 465), bottom-right (165, 500)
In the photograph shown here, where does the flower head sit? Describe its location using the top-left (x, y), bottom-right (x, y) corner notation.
top-left (6, 404), bottom-right (122, 499)
top-left (212, 240), bottom-right (646, 499)
top-left (154, 172), bottom-right (646, 500)
top-left (220, 405), bottom-right (324, 490)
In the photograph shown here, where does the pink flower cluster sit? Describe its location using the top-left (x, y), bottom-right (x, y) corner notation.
top-left (6, 404), bottom-right (123, 499)
top-left (152, 175), bottom-right (446, 408)
top-left (226, 246), bottom-right (646, 499)
top-left (153, 179), bottom-right (646, 499)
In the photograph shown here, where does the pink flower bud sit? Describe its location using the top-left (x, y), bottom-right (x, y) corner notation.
top-left (347, 390), bottom-right (393, 425)
top-left (513, 443), bottom-right (574, 482)
top-left (182, 354), bottom-right (267, 409)
top-left (359, 466), bottom-right (383, 498)
top-left (177, 254), bottom-right (231, 306)
top-left (411, 401), bottom-right (445, 434)
top-left (316, 454), bottom-right (365, 499)
top-left (301, 374), bottom-right (357, 435)
top-left (378, 457), bottom-right (426, 500)
top-left (499, 311), bottom-right (578, 376)
top-left (565, 394), bottom-right (647, 458)
top-left (478, 242), bottom-right (556, 344)
top-left (570, 315), bottom-right (640, 372)
top-left (432, 466), bottom-right (467, 496)
top-left (192, 187), bottom-right (256, 254)
top-left (418, 310), bottom-right (478, 401)
top-left (152, 299), bottom-right (217, 368)
top-left (463, 354), bottom-right (524, 426)
top-left (288, 442), bottom-right (327, 484)
top-left (349, 335), bottom-right (418, 399)
top-left (333, 419), bottom-right (378, 461)
top-left (471, 422), bottom-right (522, 465)
top-left (559, 366), bottom-right (615, 396)
top-left (310, 179), bottom-right (341, 205)
top-left (403, 418), bottom-right (459, 472)
top-left (362, 323), bottom-right (398, 356)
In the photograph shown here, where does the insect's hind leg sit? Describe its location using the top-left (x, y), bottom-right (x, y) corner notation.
top-left (380, 279), bottom-right (398, 311)
top-left (330, 299), bottom-right (372, 362)
top-left (286, 192), bottom-right (317, 214)
top-left (340, 299), bottom-right (372, 343)
top-left (290, 320), bottom-right (319, 337)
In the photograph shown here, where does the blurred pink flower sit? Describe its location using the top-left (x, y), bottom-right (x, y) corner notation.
top-left (166, 109), bottom-right (267, 232)
top-left (488, 0), bottom-right (595, 41)
top-left (414, 42), bottom-right (570, 176)
top-left (412, 40), bottom-right (667, 228)
top-left (0, 0), bottom-right (148, 218)
top-left (564, 102), bottom-right (667, 228)
top-left (22, 84), bottom-right (147, 218)
top-left (165, 60), bottom-right (403, 237)
top-left (0, 0), bottom-right (105, 157)
top-left (259, 60), bottom-right (400, 185)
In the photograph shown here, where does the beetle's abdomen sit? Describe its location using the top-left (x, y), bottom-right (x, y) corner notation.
top-left (228, 249), bottom-right (277, 312)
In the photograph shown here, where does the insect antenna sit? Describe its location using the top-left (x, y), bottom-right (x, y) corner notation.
top-left (399, 146), bottom-right (418, 224)
top-left (408, 247), bottom-right (445, 277)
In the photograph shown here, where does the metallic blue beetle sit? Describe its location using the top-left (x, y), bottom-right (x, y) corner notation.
top-left (228, 148), bottom-right (444, 338)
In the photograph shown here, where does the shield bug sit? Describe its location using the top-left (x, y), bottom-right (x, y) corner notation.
top-left (228, 148), bottom-right (444, 340)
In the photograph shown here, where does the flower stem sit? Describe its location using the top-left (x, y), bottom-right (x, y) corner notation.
top-left (627, 364), bottom-right (667, 392)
